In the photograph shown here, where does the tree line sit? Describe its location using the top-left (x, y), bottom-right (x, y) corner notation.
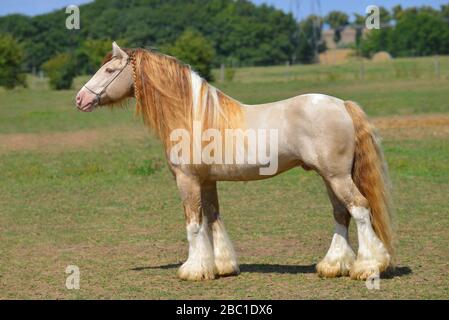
top-left (0, 1), bottom-right (448, 89)
top-left (359, 5), bottom-right (449, 57)
top-left (0, 0), bottom-right (298, 72)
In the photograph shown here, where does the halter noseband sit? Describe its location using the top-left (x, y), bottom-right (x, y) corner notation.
top-left (83, 55), bottom-right (131, 106)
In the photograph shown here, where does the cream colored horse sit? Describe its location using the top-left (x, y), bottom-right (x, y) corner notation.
top-left (76, 42), bottom-right (395, 281)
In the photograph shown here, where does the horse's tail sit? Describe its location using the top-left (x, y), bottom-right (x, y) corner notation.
top-left (344, 101), bottom-right (395, 261)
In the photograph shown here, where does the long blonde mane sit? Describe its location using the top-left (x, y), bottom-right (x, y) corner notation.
top-left (130, 49), bottom-right (244, 148)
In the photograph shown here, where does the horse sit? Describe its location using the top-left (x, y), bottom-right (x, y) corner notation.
top-left (76, 42), bottom-right (395, 281)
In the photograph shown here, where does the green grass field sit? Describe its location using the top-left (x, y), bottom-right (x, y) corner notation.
top-left (0, 56), bottom-right (448, 299)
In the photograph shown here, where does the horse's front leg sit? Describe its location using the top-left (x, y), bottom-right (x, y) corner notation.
top-left (202, 181), bottom-right (240, 277)
top-left (176, 173), bottom-right (216, 281)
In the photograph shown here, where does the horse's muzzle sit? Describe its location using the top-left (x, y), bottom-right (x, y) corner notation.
top-left (75, 88), bottom-right (98, 112)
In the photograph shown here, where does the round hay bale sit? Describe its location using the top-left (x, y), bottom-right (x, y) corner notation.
top-left (372, 51), bottom-right (392, 62)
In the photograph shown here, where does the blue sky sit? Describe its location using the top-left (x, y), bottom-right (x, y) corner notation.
top-left (252, 0), bottom-right (448, 19)
top-left (0, 0), bottom-right (447, 18)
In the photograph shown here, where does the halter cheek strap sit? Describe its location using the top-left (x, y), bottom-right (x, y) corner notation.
top-left (83, 56), bottom-right (131, 105)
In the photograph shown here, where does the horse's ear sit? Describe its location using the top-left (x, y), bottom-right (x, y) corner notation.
top-left (112, 41), bottom-right (128, 59)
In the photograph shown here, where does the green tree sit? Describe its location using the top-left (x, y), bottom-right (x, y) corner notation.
top-left (353, 13), bottom-right (366, 27)
top-left (79, 39), bottom-right (112, 72)
top-left (325, 11), bottom-right (349, 44)
top-left (42, 53), bottom-right (76, 90)
top-left (379, 7), bottom-right (393, 25)
top-left (392, 5), bottom-right (404, 21)
top-left (360, 28), bottom-right (392, 57)
top-left (165, 29), bottom-right (216, 81)
top-left (0, 34), bottom-right (26, 89)
top-left (296, 15), bottom-right (325, 64)
top-left (360, 7), bottom-right (449, 57)
top-left (353, 14), bottom-right (366, 50)
top-left (0, 0), bottom-right (299, 69)
top-left (353, 7), bottom-right (391, 53)
top-left (75, 39), bottom-right (128, 75)
top-left (441, 4), bottom-right (449, 20)
top-left (389, 9), bottom-right (449, 56)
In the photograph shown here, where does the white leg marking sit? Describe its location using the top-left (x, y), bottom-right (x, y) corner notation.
top-left (350, 206), bottom-right (390, 279)
top-left (317, 223), bottom-right (355, 277)
top-left (212, 217), bottom-right (239, 276)
top-left (178, 217), bottom-right (216, 280)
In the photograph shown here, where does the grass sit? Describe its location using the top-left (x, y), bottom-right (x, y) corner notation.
top-left (219, 56), bottom-right (449, 84)
top-left (0, 56), bottom-right (448, 299)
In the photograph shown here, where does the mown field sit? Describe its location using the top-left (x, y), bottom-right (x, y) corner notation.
top-left (0, 56), bottom-right (448, 299)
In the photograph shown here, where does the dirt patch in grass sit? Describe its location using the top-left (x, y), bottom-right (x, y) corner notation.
top-left (373, 114), bottom-right (449, 140)
top-left (0, 130), bottom-right (101, 152)
top-left (373, 114), bottom-right (449, 129)
top-left (0, 126), bottom-right (148, 154)
top-left (0, 114), bottom-right (447, 154)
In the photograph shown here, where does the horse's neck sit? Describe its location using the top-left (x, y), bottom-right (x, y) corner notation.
top-left (190, 71), bottom-right (244, 130)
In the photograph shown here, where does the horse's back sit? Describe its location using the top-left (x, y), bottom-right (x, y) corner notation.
top-left (244, 93), bottom-right (356, 174)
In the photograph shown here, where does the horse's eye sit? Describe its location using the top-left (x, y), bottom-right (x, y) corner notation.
top-left (105, 68), bottom-right (114, 74)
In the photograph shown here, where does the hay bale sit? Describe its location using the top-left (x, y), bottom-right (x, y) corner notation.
top-left (319, 49), bottom-right (355, 65)
top-left (372, 51), bottom-right (392, 62)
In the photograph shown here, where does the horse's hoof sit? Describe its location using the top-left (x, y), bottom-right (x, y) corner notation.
top-left (349, 259), bottom-right (386, 280)
top-left (177, 261), bottom-right (216, 281)
top-left (316, 260), bottom-right (351, 278)
top-left (215, 260), bottom-right (240, 277)
top-left (316, 247), bottom-right (355, 278)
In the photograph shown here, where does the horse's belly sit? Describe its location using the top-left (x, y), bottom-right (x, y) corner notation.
top-left (205, 158), bottom-right (300, 181)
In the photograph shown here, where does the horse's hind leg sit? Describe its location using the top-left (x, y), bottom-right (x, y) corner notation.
top-left (325, 175), bottom-right (390, 280)
top-left (202, 181), bottom-right (239, 277)
top-left (316, 184), bottom-right (356, 278)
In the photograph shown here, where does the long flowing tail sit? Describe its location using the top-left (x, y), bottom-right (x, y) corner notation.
top-left (344, 101), bottom-right (395, 261)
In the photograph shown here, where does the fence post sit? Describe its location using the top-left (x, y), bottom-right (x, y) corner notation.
top-left (285, 61), bottom-right (290, 80)
top-left (359, 58), bottom-right (365, 81)
top-left (220, 64), bottom-right (225, 83)
top-left (434, 55), bottom-right (440, 79)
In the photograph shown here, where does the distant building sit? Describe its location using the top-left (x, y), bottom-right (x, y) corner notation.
top-left (323, 26), bottom-right (365, 49)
